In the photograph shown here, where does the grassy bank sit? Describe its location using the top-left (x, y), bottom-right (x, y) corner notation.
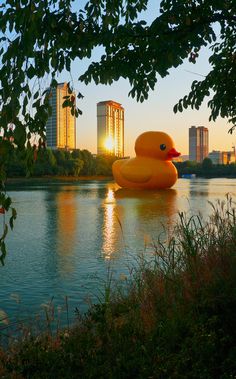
top-left (1, 196), bottom-right (236, 378)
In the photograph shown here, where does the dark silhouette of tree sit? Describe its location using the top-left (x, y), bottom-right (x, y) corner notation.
top-left (202, 157), bottom-right (213, 170)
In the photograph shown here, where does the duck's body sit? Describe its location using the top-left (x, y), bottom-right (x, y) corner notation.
top-left (112, 131), bottom-right (180, 190)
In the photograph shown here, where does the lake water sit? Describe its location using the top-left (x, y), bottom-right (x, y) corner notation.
top-left (0, 178), bottom-right (235, 332)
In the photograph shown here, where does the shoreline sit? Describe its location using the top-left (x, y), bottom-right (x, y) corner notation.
top-left (6, 175), bottom-right (114, 184)
top-left (5, 175), bottom-right (236, 184)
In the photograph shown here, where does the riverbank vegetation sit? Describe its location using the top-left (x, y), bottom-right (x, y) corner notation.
top-left (1, 196), bottom-right (236, 378)
top-left (175, 158), bottom-right (236, 178)
top-left (5, 147), bottom-right (117, 178)
top-left (6, 148), bottom-right (236, 180)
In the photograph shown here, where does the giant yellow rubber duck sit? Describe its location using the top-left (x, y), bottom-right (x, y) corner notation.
top-left (112, 131), bottom-right (180, 190)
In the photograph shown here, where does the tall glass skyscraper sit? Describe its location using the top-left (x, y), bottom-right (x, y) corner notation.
top-left (189, 126), bottom-right (209, 162)
top-left (46, 83), bottom-right (76, 150)
top-left (97, 100), bottom-right (124, 157)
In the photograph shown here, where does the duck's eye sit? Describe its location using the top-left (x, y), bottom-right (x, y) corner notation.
top-left (160, 144), bottom-right (166, 151)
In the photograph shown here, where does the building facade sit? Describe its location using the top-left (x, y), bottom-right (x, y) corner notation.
top-left (189, 126), bottom-right (209, 162)
top-left (46, 83), bottom-right (76, 150)
top-left (97, 100), bottom-right (124, 157)
top-left (208, 150), bottom-right (236, 165)
top-left (208, 150), bottom-right (222, 164)
top-left (222, 151), bottom-right (236, 164)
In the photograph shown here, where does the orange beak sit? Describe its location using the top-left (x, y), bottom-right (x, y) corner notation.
top-left (167, 148), bottom-right (181, 159)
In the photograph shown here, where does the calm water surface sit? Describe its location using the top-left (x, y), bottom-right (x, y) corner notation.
top-left (0, 178), bottom-right (235, 328)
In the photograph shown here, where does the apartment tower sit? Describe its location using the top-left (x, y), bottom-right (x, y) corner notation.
top-left (97, 100), bottom-right (124, 157)
top-left (189, 126), bottom-right (209, 162)
top-left (46, 82), bottom-right (76, 150)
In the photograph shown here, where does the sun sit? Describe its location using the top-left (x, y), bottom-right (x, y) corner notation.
top-left (104, 136), bottom-right (114, 152)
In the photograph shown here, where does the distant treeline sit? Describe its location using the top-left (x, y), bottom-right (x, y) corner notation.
top-left (6, 151), bottom-right (236, 179)
top-left (6, 148), bottom-right (117, 177)
top-left (175, 158), bottom-right (236, 178)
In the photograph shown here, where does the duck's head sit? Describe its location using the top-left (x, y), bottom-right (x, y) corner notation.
top-left (135, 131), bottom-right (180, 160)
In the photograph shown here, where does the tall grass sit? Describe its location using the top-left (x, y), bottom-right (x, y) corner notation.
top-left (1, 196), bottom-right (236, 378)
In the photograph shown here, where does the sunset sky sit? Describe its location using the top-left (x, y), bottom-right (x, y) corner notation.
top-left (59, 0), bottom-right (235, 157)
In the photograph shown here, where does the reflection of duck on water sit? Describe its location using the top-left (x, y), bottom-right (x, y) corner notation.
top-left (114, 188), bottom-right (178, 219)
top-left (114, 188), bottom-right (177, 200)
top-left (112, 131), bottom-right (180, 190)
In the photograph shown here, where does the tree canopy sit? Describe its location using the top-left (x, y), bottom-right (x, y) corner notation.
top-left (0, 0), bottom-right (235, 262)
top-left (0, 0), bottom-right (235, 146)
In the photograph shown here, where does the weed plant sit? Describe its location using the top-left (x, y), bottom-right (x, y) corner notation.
top-left (1, 196), bottom-right (236, 378)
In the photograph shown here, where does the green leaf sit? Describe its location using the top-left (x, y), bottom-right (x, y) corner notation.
top-left (62, 99), bottom-right (70, 108)
top-left (173, 104), bottom-right (178, 114)
top-left (27, 65), bottom-right (35, 79)
top-left (33, 91), bottom-right (39, 100)
top-left (66, 57), bottom-right (71, 71)
top-left (14, 126), bottom-right (27, 147)
top-left (9, 208), bottom-right (17, 230)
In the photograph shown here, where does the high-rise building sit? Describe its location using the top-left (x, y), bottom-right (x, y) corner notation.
top-left (222, 151), bottom-right (236, 164)
top-left (189, 126), bottom-right (209, 162)
top-left (97, 100), bottom-right (124, 157)
top-left (46, 82), bottom-right (76, 150)
top-left (208, 150), bottom-right (222, 164)
top-left (208, 150), bottom-right (236, 164)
